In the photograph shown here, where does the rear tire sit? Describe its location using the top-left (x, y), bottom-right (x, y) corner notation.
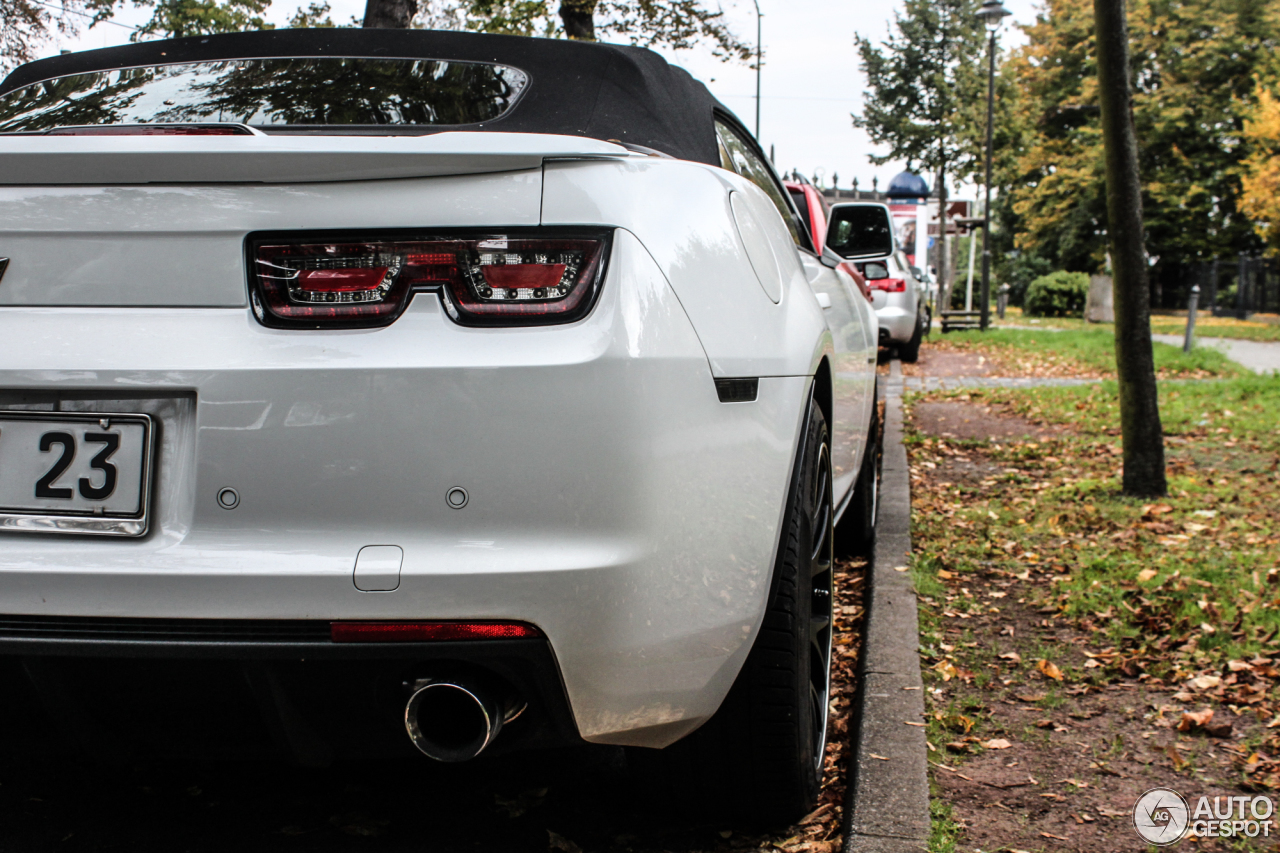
top-left (632, 395), bottom-right (835, 827)
top-left (835, 384), bottom-right (879, 559)
top-left (899, 310), bottom-right (924, 363)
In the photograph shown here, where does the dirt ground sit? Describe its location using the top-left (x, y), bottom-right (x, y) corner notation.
top-left (908, 348), bottom-right (1278, 852)
top-left (878, 346), bottom-right (1000, 378)
top-left (0, 561), bottom-right (867, 853)
top-left (912, 401), bottom-right (1057, 442)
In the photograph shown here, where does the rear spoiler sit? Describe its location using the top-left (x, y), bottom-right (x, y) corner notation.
top-left (0, 131), bottom-right (630, 184)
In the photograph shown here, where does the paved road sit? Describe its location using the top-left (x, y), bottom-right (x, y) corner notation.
top-left (1153, 333), bottom-right (1280, 374)
top-left (0, 747), bottom-right (729, 853)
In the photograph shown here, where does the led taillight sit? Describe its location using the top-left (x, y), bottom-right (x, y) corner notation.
top-left (869, 278), bottom-right (907, 293)
top-left (329, 621), bottom-right (542, 642)
top-left (250, 233), bottom-right (608, 328)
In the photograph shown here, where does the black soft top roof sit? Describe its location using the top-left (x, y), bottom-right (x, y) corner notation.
top-left (0, 28), bottom-right (742, 165)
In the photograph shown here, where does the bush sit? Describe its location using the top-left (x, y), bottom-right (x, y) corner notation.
top-left (1024, 271), bottom-right (1089, 317)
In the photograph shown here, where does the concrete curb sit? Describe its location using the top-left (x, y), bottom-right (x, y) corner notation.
top-left (843, 360), bottom-right (930, 853)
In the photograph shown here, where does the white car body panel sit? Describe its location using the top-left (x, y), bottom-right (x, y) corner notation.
top-left (0, 145), bottom-right (874, 748)
top-left (541, 159), bottom-right (826, 379)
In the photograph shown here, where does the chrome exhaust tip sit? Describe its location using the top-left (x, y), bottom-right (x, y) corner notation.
top-left (403, 676), bottom-right (524, 762)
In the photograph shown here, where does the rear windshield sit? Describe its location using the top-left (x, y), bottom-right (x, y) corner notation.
top-left (0, 56), bottom-right (529, 133)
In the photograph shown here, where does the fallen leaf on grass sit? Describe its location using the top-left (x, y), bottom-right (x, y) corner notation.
top-left (1178, 708), bottom-right (1215, 732)
top-left (937, 569), bottom-right (954, 579)
top-left (1037, 659), bottom-right (1064, 681)
top-left (1167, 745), bottom-right (1188, 771)
top-left (982, 738), bottom-right (1012, 750)
top-left (1137, 568), bottom-right (1158, 582)
top-left (999, 652), bottom-right (1022, 664)
top-left (1016, 692), bottom-right (1046, 702)
top-left (1192, 675), bottom-right (1222, 690)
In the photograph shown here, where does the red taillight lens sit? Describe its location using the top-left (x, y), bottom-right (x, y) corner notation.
top-left (868, 277), bottom-right (906, 293)
top-left (250, 232), bottom-right (609, 328)
top-left (329, 621), bottom-right (542, 642)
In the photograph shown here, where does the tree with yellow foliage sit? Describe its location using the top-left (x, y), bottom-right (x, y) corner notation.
top-left (1242, 82), bottom-right (1280, 254)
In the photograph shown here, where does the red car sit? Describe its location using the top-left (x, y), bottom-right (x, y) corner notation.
top-left (786, 179), bottom-right (871, 302)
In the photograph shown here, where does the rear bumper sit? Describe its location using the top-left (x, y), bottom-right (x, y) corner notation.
top-left (875, 304), bottom-right (917, 344)
top-left (0, 231), bottom-right (808, 749)
top-left (0, 622), bottom-right (578, 762)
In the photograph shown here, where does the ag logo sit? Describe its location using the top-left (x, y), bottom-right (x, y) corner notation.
top-left (1133, 787), bottom-right (1190, 845)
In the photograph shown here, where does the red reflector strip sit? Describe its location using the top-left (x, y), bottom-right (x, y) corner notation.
top-left (329, 621), bottom-right (542, 643)
top-left (297, 267), bottom-right (389, 292)
top-left (481, 263), bottom-right (567, 290)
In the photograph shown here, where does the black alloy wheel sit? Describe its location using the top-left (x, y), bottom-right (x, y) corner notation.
top-left (634, 394), bottom-right (835, 827)
top-left (805, 423), bottom-right (836, 778)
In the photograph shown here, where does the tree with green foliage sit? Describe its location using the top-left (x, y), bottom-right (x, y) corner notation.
top-left (852, 0), bottom-right (989, 313)
top-left (1001, 0), bottom-right (1280, 275)
top-left (360, 0), bottom-right (752, 64)
top-left (2, 0), bottom-right (94, 71)
top-left (122, 0), bottom-right (271, 37)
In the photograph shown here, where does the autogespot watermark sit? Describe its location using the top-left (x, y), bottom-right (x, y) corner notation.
top-left (1133, 787), bottom-right (1277, 845)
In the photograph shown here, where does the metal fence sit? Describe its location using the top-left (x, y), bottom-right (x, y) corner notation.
top-left (1153, 255), bottom-right (1280, 317)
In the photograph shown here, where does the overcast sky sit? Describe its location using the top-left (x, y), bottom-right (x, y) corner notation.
top-left (47, 0), bottom-right (1042, 200)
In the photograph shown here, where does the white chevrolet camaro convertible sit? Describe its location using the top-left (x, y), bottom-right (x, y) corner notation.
top-left (0, 29), bottom-right (879, 823)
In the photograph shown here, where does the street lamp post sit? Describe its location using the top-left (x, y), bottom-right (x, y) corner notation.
top-left (752, 0), bottom-right (762, 139)
top-left (977, 0), bottom-right (1010, 331)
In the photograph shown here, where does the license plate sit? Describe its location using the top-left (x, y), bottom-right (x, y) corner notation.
top-left (0, 412), bottom-right (153, 537)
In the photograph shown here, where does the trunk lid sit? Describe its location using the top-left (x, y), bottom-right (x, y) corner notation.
top-left (0, 133), bottom-right (615, 306)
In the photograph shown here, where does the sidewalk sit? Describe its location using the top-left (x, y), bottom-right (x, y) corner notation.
top-left (843, 360), bottom-right (929, 853)
top-left (1152, 333), bottom-right (1280, 374)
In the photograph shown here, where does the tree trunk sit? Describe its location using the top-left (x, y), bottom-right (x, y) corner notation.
top-left (936, 164), bottom-right (951, 313)
top-left (558, 0), bottom-right (598, 39)
top-left (363, 0), bottom-right (416, 28)
top-left (1093, 0), bottom-right (1166, 496)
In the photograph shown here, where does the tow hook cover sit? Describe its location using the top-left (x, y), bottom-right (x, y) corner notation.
top-left (353, 545), bottom-right (403, 592)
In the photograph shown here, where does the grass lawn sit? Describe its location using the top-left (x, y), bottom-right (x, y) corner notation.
top-left (930, 327), bottom-right (1244, 379)
top-left (989, 306), bottom-right (1280, 341)
top-left (1151, 315), bottom-right (1280, 343)
top-left (908, 373), bottom-right (1280, 850)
